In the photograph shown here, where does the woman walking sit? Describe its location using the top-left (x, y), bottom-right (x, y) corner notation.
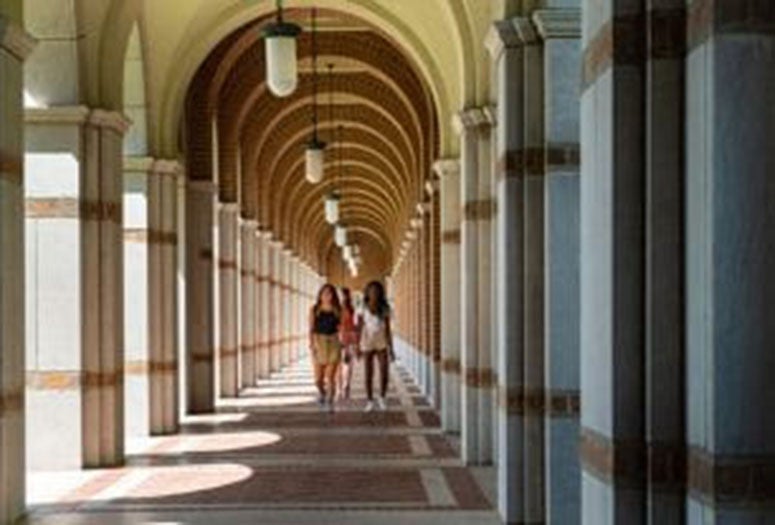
top-left (338, 288), bottom-right (358, 400)
top-left (358, 280), bottom-right (394, 412)
top-left (309, 283), bottom-right (342, 411)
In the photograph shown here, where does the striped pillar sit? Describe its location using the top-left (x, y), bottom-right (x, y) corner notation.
top-left (0, 12), bottom-right (35, 522)
top-left (268, 240), bottom-right (283, 373)
top-left (124, 158), bottom-right (181, 437)
top-left (454, 106), bottom-right (495, 466)
top-left (154, 160), bottom-right (180, 434)
top-left (217, 203), bottom-right (239, 398)
top-left (685, 1), bottom-right (775, 523)
top-left (425, 181), bottom-right (441, 409)
top-left (239, 219), bottom-right (257, 389)
top-left (533, 9), bottom-right (583, 525)
top-left (185, 180), bottom-right (216, 414)
top-left (256, 231), bottom-right (271, 379)
top-left (26, 108), bottom-right (130, 469)
top-left (580, 0), bottom-right (648, 521)
top-left (434, 159), bottom-right (461, 434)
top-left (487, 18), bottom-right (527, 522)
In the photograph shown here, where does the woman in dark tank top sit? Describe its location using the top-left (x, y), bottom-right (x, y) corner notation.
top-left (309, 283), bottom-right (342, 411)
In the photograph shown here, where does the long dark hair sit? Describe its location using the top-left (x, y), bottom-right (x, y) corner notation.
top-left (341, 287), bottom-right (354, 314)
top-left (363, 280), bottom-right (390, 319)
top-left (314, 283), bottom-right (342, 316)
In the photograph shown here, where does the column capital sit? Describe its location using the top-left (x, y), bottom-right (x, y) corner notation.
top-left (87, 109), bottom-right (132, 136)
top-left (151, 159), bottom-right (184, 178)
top-left (240, 218), bottom-right (259, 230)
top-left (532, 9), bottom-right (581, 40)
top-left (257, 229), bottom-right (273, 240)
top-left (0, 16), bottom-right (38, 62)
top-left (432, 158), bottom-right (460, 178)
top-left (452, 107), bottom-right (495, 136)
top-left (218, 202), bottom-right (240, 214)
top-left (123, 156), bottom-right (155, 174)
top-left (485, 19), bottom-right (522, 60)
top-left (25, 105), bottom-right (90, 126)
top-left (512, 16), bottom-right (541, 46)
top-left (187, 179), bottom-right (217, 194)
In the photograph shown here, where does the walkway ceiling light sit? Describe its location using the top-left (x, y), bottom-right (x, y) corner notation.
top-left (343, 244), bottom-right (354, 260)
top-left (305, 8), bottom-right (325, 183)
top-left (324, 191), bottom-right (340, 224)
top-left (334, 223), bottom-right (348, 247)
top-left (262, 0), bottom-right (302, 98)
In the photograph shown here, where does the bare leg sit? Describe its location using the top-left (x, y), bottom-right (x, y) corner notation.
top-left (377, 350), bottom-right (389, 398)
top-left (313, 362), bottom-right (325, 400)
top-left (325, 364), bottom-right (338, 403)
top-left (364, 351), bottom-right (375, 401)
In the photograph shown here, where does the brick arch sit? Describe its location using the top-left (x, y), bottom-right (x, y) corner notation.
top-left (295, 193), bottom-right (398, 253)
top-left (246, 105), bottom-right (416, 226)
top-left (272, 145), bottom-right (409, 227)
top-left (226, 71), bottom-right (425, 206)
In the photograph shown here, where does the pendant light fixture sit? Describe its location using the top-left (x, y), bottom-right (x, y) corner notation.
top-left (305, 8), bottom-right (325, 183)
top-left (325, 119), bottom-right (343, 225)
top-left (334, 223), bottom-right (348, 247)
top-left (262, 0), bottom-right (302, 98)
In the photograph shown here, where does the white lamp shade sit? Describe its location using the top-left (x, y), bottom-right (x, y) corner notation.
top-left (334, 224), bottom-right (347, 247)
top-left (266, 36), bottom-right (298, 97)
top-left (325, 194), bottom-right (340, 224)
top-left (305, 146), bottom-right (325, 183)
top-left (343, 244), bottom-right (353, 260)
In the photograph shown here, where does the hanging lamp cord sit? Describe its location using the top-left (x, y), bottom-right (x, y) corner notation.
top-left (312, 8), bottom-right (318, 141)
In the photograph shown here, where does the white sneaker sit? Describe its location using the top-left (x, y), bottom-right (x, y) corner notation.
top-left (377, 397), bottom-right (387, 411)
top-left (364, 400), bottom-right (375, 412)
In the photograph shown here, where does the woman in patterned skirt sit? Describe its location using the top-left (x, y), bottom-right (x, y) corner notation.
top-left (309, 283), bottom-right (342, 411)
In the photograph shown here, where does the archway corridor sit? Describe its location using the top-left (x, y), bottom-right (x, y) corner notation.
top-left (2, 1), bottom-right (775, 524)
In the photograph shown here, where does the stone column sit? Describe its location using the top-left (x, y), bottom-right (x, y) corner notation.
top-left (124, 158), bottom-right (180, 437)
top-left (487, 19), bottom-right (526, 522)
top-left (26, 107), bottom-right (130, 469)
top-left (185, 180), bottom-right (216, 413)
top-left (0, 12), bottom-right (35, 523)
top-left (239, 219), bottom-right (257, 388)
top-left (281, 249), bottom-right (293, 367)
top-left (533, 9), bottom-right (582, 525)
top-left (434, 159), bottom-right (461, 434)
top-left (268, 240), bottom-right (282, 373)
top-left (579, 1), bottom-right (647, 521)
top-left (123, 158), bottom-right (151, 439)
top-left (289, 255), bottom-right (300, 362)
top-left (515, 17), bottom-right (547, 525)
top-left (256, 231), bottom-right (271, 379)
top-left (686, 3), bottom-right (775, 523)
top-left (155, 160), bottom-right (180, 434)
top-left (416, 208), bottom-right (429, 396)
top-left (425, 181), bottom-right (441, 409)
top-left (455, 107), bottom-right (495, 466)
top-left (217, 203), bottom-right (239, 398)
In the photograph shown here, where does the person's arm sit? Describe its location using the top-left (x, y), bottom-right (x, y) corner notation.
top-left (385, 315), bottom-right (395, 362)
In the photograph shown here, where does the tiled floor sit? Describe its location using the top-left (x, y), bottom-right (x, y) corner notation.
top-left (25, 358), bottom-right (499, 524)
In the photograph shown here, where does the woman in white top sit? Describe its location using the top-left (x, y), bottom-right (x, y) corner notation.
top-left (357, 280), bottom-right (394, 412)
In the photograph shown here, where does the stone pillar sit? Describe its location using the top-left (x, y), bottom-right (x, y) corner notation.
top-left (434, 159), bottom-right (461, 434)
top-left (268, 240), bottom-right (282, 373)
top-left (455, 107), bottom-right (495, 466)
top-left (281, 250), bottom-right (292, 368)
top-left (256, 231), bottom-right (271, 379)
top-left (515, 17), bottom-right (547, 525)
top-left (533, 9), bottom-right (582, 525)
top-left (0, 12), bottom-right (35, 523)
top-left (154, 160), bottom-right (180, 434)
top-left (579, 1), bottom-right (647, 522)
top-left (217, 203), bottom-right (239, 398)
top-left (25, 107), bottom-right (129, 469)
top-left (487, 19), bottom-right (526, 522)
top-left (417, 208), bottom-right (429, 396)
top-left (239, 219), bottom-right (257, 388)
top-left (686, 3), bottom-right (775, 523)
top-left (425, 181), bottom-right (441, 409)
top-left (185, 180), bottom-right (216, 413)
top-left (289, 255), bottom-right (299, 362)
top-left (123, 158), bottom-right (151, 439)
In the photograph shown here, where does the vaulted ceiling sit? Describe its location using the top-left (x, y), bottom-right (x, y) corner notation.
top-left (185, 8), bottom-right (439, 282)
